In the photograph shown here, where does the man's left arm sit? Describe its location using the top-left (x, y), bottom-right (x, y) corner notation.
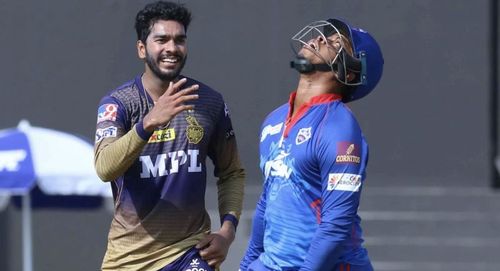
top-left (300, 122), bottom-right (366, 270)
top-left (197, 102), bottom-right (245, 267)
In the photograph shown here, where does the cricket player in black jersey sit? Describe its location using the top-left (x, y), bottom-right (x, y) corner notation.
top-left (94, 2), bottom-right (245, 270)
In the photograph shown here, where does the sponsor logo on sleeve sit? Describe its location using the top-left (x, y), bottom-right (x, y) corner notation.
top-left (225, 129), bottom-right (235, 139)
top-left (224, 103), bottom-right (230, 117)
top-left (148, 128), bottom-right (176, 143)
top-left (97, 103), bottom-right (118, 123)
top-left (295, 127), bottom-right (312, 145)
top-left (327, 173), bottom-right (362, 191)
top-left (95, 126), bottom-right (117, 142)
top-left (335, 142), bottom-right (361, 164)
top-left (260, 122), bottom-right (283, 142)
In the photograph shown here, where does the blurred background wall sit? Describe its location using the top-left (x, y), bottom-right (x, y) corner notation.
top-left (0, 0), bottom-right (498, 270)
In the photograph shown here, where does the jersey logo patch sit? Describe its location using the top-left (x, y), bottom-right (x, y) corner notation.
top-left (327, 173), bottom-right (362, 191)
top-left (261, 122), bottom-right (283, 142)
top-left (95, 126), bottom-right (117, 142)
top-left (295, 127), bottom-right (312, 145)
top-left (336, 142), bottom-right (361, 164)
top-left (148, 128), bottom-right (175, 143)
top-left (97, 103), bottom-right (118, 123)
top-left (186, 114), bottom-right (204, 144)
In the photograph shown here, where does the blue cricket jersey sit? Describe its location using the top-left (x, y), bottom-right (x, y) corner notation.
top-left (241, 92), bottom-right (371, 271)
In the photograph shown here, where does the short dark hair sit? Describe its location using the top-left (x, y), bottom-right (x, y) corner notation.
top-left (135, 1), bottom-right (192, 43)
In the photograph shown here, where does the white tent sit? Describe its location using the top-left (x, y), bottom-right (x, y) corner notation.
top-left (0, 120), bottom-right (111, 271)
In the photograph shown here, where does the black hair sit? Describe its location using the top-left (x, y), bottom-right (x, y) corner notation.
top-left (135, 1), bottom-right (192, 43)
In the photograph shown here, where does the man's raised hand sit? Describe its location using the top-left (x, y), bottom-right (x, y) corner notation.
top-left (143, 78), bottom-right (199, 132)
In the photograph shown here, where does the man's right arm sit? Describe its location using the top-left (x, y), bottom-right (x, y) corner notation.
top-left (93, 95), bottom-right (153, 182)
top-left (94, 121), bottom-right (151, 181)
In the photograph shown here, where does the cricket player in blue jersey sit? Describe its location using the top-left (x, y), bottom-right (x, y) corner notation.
top-left (240, 18), bottom-right (384, 271)
top-left (94, 1), bottom-right (245, 270)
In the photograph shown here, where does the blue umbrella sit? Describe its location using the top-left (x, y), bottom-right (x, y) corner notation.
top-left (0, 120), bottom-right (111, 271)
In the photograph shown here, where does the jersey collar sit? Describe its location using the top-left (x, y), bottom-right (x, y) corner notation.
top-left (283, 91), bottom-right (342, 137)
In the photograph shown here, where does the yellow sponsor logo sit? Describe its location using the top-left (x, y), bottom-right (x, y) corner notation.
top-left (148, 128), bottom-right (176, 143)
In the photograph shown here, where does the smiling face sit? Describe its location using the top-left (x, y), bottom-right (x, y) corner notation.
top-left (137, 20), bottom-right (187, 82)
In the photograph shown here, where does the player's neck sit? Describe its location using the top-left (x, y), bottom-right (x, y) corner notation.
top-left (293, 73), bottom-right (339, 114)
top-left (141, 72), bottom-right (172, 102)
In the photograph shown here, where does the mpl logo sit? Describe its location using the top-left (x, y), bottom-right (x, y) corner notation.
top-left (139, 149), bottom-right (202, 178)
top-left (0, 150), bottom-right (27, 172)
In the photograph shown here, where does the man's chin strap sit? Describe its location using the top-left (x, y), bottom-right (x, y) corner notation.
top-left (290, 56), bottom-right (331, 74)
top-left (290, 53), bottom-right (362, 84)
